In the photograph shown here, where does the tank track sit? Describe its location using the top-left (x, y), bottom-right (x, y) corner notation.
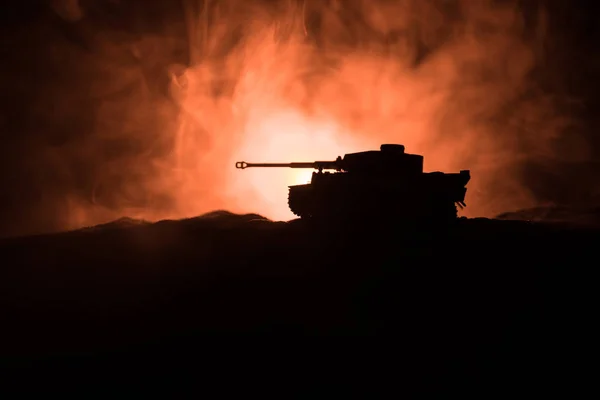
top-left (289, 186), bottom-right (459, 222)
top-left (288, 187), bottom-right (312, 218)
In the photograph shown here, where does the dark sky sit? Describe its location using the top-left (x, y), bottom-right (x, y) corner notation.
top-left (0, 0), bottom-right (599, 237)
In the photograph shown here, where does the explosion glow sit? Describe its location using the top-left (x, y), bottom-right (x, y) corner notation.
top-left (37, 0), bottom-right (581, 232)
top-left (231, 109), bottom-right (369, 220)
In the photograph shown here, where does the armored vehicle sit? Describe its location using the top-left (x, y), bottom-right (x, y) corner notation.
top-left (235, 144), bottom-right (470, 222)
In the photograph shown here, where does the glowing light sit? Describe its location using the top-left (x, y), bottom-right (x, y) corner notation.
top-left (53, 0), bottom-right (552, 232)
top-left (226, 108), bottom-right (364, 221)
top-left (290, 169), bottom-right (314, 186)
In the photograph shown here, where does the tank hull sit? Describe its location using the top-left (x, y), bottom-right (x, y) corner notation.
top-left (288, 172), bottom-right (468, 223)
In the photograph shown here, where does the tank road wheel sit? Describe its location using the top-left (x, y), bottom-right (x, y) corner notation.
top-left (288, 186), bottom-right (314, 218)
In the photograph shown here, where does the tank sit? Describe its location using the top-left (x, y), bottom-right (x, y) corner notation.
top-left (235, 144), bottom-right (471, 222)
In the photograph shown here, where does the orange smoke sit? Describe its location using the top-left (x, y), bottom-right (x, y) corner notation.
top-left (46, 0), bottom-right (580, 231)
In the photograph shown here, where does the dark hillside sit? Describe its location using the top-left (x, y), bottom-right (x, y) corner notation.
top-left (0, 211), bottom-right (597, 393)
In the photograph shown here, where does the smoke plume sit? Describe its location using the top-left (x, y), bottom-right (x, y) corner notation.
top-left (1, 0), bottom-right (588, 235)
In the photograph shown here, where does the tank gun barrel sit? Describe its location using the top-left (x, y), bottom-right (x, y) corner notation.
top-left (235, 161), bottom-right (341, 170)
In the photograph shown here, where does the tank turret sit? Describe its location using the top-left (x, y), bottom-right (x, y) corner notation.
top-left (235, 144), bottom-right (471, 222)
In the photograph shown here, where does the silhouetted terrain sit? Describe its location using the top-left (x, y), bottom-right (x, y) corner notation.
top-left (2, 0), bottom-right (600, 394)
top-left (1, 210), bottom-right (598, 393)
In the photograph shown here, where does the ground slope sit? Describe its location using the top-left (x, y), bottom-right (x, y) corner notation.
top-left (0, 210), bottom-right (598, 392)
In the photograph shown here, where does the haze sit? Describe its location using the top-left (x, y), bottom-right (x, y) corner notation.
top-left (1, 0), bottom-right (591, 236)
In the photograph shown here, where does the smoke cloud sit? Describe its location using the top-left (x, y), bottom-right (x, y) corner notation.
top-left (1, 0), bottom-right (589, 236)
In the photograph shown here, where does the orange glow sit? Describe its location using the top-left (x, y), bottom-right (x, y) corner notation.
top-left (225, 109), bottom-right (365, 220)
top-left (291, 169), bottom-right (314, 186)
top-left (46, 0), bottom-right (573, 231)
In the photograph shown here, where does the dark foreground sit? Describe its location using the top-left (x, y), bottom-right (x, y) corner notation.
top-left (0, 210), bottom-right (598, 394)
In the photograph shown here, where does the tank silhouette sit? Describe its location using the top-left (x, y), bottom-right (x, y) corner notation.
top-left (235, 144), bottom-right (471, 222)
